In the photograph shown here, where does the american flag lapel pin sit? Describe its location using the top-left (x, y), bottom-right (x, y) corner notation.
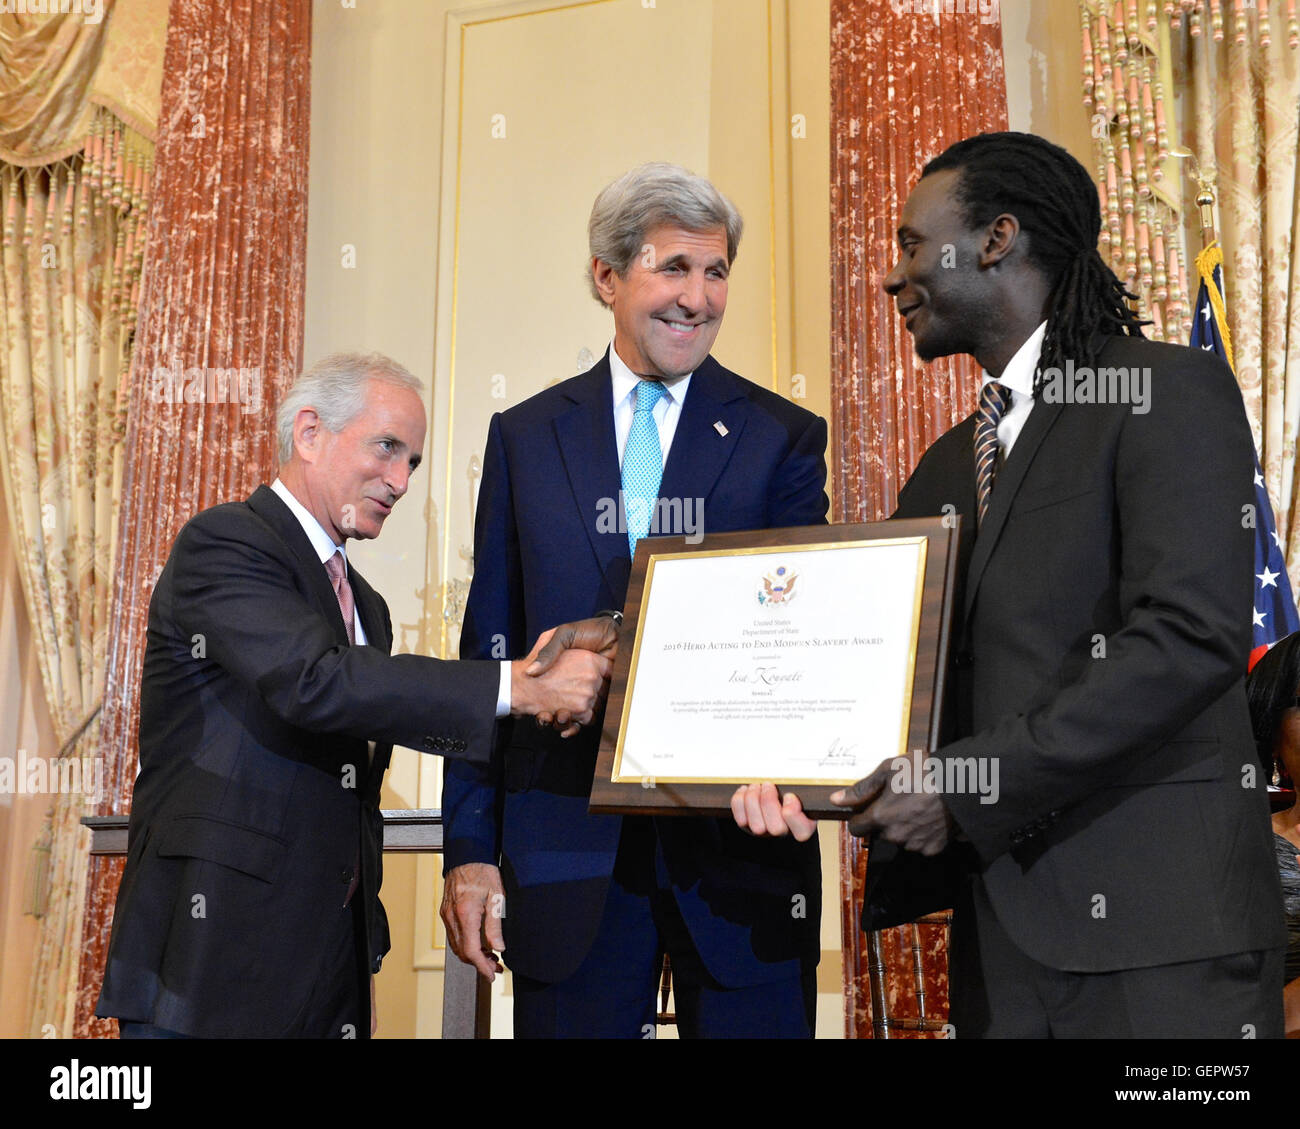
top-left (713, 420), bottom-right (728, 437)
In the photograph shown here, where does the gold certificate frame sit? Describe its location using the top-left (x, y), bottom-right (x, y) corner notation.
top-left (589, 517), bottom-right (961, 819)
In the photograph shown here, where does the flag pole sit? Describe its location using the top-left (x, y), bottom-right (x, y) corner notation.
top-left (1196, 183), bottom-right (1217, 251)
top-left (1169, 145), bottom-right (1219, 251)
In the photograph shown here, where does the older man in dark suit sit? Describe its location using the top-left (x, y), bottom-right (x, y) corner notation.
top-left (96, 352), bottom-right (613, 1038)
top-left (734, 132), bottom-right (1287, 1038)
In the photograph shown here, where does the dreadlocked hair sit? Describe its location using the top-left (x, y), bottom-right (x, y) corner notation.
top-left (921, 132), bottom-right (1148, 393)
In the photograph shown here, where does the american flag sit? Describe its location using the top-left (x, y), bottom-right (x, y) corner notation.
top-left (1188, 243), bottom-right (1300, 669)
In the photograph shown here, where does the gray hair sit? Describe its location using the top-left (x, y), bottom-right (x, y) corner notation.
top-left (276, 352), bottom-right (424, 464)
top-left (587, 162), bottom-right (743, 302)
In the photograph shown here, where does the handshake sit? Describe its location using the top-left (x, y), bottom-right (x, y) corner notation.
top-left (507, 615), bottom-right (620, 737)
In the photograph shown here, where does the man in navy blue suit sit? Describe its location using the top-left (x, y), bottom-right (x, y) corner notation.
top-left (440, 163), bottom-right (830, 1038)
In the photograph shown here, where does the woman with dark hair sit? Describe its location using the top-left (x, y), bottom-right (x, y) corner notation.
top-left (1245, 634), bottom-right (1300, 1036)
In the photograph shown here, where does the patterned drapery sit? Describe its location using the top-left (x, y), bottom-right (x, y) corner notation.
top-left (1179, 24), bottom-right (1300, 599)
top-left (0, 0), bottom-right (165, 167)
top-left (1079, 3), bottom-right (1300, 602)
top-left (73, 0), bottom-right (313, 1037)
top-left (830, 0), bottom-right (1008, 1039)
top-left (0, 0), bottom-right (166, 1039)
top-left (1079, 3), bottom-right (1193, 344)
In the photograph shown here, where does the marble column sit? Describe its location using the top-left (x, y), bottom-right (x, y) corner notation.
top-left (74, 0), bottom-right (312, 1036)
top-left (830, 0), bottom-right (1008, 1038)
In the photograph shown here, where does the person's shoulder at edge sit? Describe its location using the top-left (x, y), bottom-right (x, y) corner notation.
top-left (170, 489), bottom-right (293, 566)
top-left (1099, 329), bottom-right (1237, 384)
top-left (710, 358), bottom-right (825, 434)
top-left (492, 358), bottom-right (609, 427)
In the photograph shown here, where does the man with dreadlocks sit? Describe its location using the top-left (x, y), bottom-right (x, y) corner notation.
top-left (732, 131), bottom-right (1287, 1038)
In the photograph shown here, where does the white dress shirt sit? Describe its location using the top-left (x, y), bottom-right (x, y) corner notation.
top-left (271, 477), bottom-right (369, 646)
top-left (271, 478), bottom-right (511, 718)
top-left (979, 320), bottom-right (1047, 457)
top-left (609, 342), bottom-right (692, 465)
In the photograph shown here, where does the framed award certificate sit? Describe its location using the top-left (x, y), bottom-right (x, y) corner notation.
top-left (588, 517), bottom-right (960, 819)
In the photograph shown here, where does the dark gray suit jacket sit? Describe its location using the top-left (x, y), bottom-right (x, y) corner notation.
top-left (96, 485), bottom-right (500, 1036)
top-left (867, 332), bottom-right (1287, 972)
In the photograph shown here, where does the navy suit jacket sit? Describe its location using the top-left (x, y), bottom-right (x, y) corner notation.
top-left (97, 485), bottom-right (500, 1036)
top-left (445, 352), bottom-right (829, 986)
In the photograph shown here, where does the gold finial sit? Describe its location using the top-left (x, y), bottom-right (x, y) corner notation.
top-left (1169, 145), bottom-right (1218, 247)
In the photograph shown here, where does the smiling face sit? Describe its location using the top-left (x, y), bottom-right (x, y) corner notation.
top-left (291, 377), bottom-right (426, 543)
top-left (592, 223), bottom-right (730, 378)
top-left (883, 167), bottom-right (992, 363)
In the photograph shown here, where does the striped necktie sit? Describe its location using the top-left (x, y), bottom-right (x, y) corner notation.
top-left (622, 379), bottom-right (667, 555)
top-left (975, 380), bottom-right (1013, 527)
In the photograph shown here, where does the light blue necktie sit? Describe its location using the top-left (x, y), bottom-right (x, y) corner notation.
top-left (622, 379), bottom-right (667, 555)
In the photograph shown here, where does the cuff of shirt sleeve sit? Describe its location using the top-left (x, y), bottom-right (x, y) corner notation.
top-left (444, 837), bottom-right (499, 874)
top-left (496, 661), bottom-right (511, 718)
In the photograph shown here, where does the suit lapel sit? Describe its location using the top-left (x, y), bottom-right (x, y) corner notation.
top-left (553, 355), bottom-right (626, 577)
top-left (961, 331), bottom-right (1124, 622)
top-left (247, 485), bottom-right (352, 648)
top-left (347, 566), bottom-right (392, 784)
top-left (347, 567), bottom-right (390, 652)
top-left (249, 485), bottom-right (387, 785)
top-left (659, 356), bottom-right (748, 509)
top-left (962, 395), bottom-right (1066, 623)
top-left (552, 353), bottom-right (748, 571)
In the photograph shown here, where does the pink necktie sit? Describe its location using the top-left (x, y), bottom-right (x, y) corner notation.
top-left (325, 549), bottom-right (361, 908)
top-left (324, 550), bottom-right (356, 645)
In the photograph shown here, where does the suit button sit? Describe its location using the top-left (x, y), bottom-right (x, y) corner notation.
top-left (340, 867), bottom-right (353, 884)
top-left (453, 740), bottom-right (466, 752)
top-left (954, 651), bottom-right (973, 669)
top-left (422, 737), bottom-right (436, 750)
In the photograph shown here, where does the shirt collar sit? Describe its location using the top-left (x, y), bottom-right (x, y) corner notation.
top-left (609, 341), bottom-right (692, 409)
top-left (271, 477), bottom-right (348, 571)
top-left (980, 320), bottom-right (1047, 398)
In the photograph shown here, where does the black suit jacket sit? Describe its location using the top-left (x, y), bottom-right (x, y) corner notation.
top-left (866, 332), bottom-right (1287, 972)
top-left (96, 485), bottom-right (500, 1036)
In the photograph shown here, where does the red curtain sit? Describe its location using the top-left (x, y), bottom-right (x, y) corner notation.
top-left (830, 0), bottom-right (1008, 1038)
top-left (74, 0), bottom-right (312, 1036)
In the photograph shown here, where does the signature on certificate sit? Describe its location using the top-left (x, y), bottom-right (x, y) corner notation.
top-left (819, 737), bottom-right (857, 767)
